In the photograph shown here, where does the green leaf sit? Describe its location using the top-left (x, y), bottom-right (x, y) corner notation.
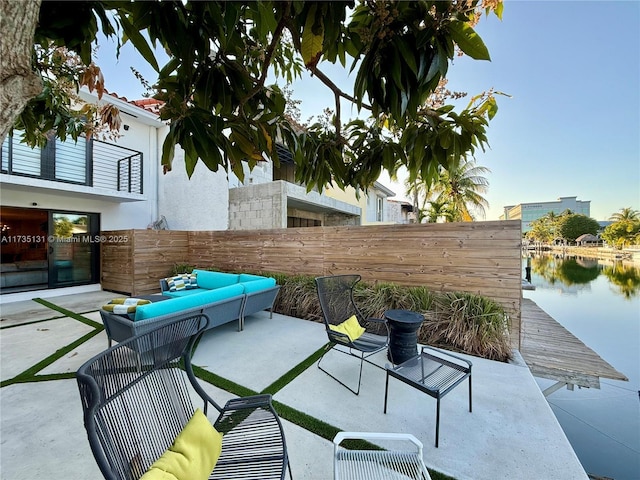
top-left (301, 4), bottom-right (324, 68)
top-left (494, 2), bottom-right (504, 20)
top-left (199, 139), bottom-right (223, 172)
top-left (256, 2), bottom-right (277, 38)
top-left (390, 51), bottom-right (403, 90)
top-left (439, 129), bottom-right (452, 149)
top-left (424, 50), bottom-right (440, 83)
top-left (161, 127), bottom-right (177, 172)
top-left (448, 21), bottom-right (490, 61)
top-left (486, 97), bottom-right (498, 120)
top-left (119, 16), bottom-right (159, 71)
top-left (395, 36), bottom-right (418, 77)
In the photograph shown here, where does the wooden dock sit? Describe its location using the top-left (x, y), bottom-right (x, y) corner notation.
top-left (519, 298), bottom-right (628, 392)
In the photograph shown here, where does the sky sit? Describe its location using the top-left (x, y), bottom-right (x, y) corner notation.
top-left (95, 1), bottom-right (640, 221)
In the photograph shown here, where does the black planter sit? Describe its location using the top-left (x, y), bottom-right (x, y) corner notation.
top-left (384, 309), bottom-right (424, 365)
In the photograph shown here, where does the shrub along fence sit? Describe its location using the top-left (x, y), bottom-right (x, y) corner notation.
top-left (101, 220), bottom-right (522, 348)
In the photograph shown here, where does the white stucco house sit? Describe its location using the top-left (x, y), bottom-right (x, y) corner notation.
top-left (1, 91), bottom-right (397, 296)
top-left (0, 90), bottom-right (230, 295)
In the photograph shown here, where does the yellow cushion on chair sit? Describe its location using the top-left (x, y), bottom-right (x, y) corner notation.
top-left (141, 409), bottom-right (223, 480)
top-left (329, 315), bottom-right (366, 342)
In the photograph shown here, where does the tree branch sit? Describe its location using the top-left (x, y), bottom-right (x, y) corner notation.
top-left (242, 2), bottom-right (290, 106)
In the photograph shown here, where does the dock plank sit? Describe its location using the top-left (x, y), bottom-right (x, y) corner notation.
top-left (520, 298), bottom-right (627, 388)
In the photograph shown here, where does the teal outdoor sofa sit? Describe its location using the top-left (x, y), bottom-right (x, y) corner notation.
top-left (159, 270), bottom-right (280, 330)
top-left (99, 270), bottom-right (279, 347)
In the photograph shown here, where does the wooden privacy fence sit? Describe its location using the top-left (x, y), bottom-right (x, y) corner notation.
top-left (101, 220), bottom-right (523, 347)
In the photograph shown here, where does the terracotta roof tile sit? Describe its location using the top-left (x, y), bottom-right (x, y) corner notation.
top-left (104, 89), bottom-right (164, 114)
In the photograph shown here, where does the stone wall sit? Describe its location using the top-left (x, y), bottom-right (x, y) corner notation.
top-left (228, 182), bottom-right (285, 230)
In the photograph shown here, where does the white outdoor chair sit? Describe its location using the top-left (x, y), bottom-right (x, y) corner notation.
top-left (333, 432), bottom-right (432, 480)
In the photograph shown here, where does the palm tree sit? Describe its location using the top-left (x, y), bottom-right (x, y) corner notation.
top-left (426, 200), bottom-right (450, 223)
top-left (432, 159), bottom-right (490, 222)
top-left (404, 176), bottom-right (438, 223)
top-left (609, 207), bottom-right (640, 222)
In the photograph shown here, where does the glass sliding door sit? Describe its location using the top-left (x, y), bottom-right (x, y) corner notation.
top-left (0, 207), bottom-right (101, 293)
top-left (49, 211), bottom-right (100, 288)
top-left (0, 207), bottom-right (49, 292)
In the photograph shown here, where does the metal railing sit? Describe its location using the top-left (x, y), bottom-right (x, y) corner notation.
top-left (1, 133), bottom-right (143, 194)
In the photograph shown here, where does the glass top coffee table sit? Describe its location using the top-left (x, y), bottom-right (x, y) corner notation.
top-left (384, 346), bottom-right (472, 447)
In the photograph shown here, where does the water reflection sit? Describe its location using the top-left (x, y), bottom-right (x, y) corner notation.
top-left (601, 263), bottom-right (640, 299)
top-left (526, 254), bottom-right (640, 299)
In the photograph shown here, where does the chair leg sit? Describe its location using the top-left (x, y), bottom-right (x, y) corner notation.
top-left (468, 373), bottom-right (473, 412)
top-left (286, 458), bottom-right (293, 480)
top-left (383, 371), bottom-right (390, 413)
top-left (317, 344), bottom-right (364, 395)
top-left (435, 397), bottom-right (440, 448)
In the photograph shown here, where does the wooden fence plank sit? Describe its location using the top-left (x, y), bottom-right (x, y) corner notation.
top-left (100, 221), bottom-right (522, 345)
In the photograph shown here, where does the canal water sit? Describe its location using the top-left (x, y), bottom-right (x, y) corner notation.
top-left (523, 254), bottom-right (640, 480)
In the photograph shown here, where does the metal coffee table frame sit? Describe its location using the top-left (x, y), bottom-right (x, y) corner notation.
top-left (384, 346), bottom-right (472, 447)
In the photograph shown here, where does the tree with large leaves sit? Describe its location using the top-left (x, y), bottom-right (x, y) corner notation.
top-left (557, 213), bottom-right (600, 243)
top-left (1, 0), bottom-right (504, 192)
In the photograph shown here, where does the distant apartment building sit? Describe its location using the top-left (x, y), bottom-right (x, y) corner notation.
top-left (500, 196), bottom-right (590, 233)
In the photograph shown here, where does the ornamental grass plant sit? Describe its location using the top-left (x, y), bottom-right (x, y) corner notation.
top-left (182, 266), bottom-right (512, 362)
top-left (269, 273), bottom-right (512, 362)
top-left (422, 292), bottom-right (512, 362)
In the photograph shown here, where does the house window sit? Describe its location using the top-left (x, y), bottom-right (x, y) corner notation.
top-left (376, 196), bottom-right (384, 222)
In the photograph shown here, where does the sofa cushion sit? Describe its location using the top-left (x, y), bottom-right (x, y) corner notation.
top-left (102, 298), bottom-right (151, 318)
top-left (164, 273), bottom-right (198, 292)
top-left (184, 273), bottom-right (198, 289)
top-left (329, 315), bottom-right (365, 342)
top-left (241, 277), bottom-right (277, 294)
top-left (166, 275), bottom-right (188, 292)
top-left (238, 273), bottom-right (268, 283)
top-left (135, 284), bottom-right (245, 321)
top-left (193, 270), bottom-right (240, 290)
top-left (164, 288), bottom-right (207, 298)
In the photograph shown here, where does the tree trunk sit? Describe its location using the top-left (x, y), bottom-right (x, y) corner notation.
top-left (0, 0), bottom-right (43, 144)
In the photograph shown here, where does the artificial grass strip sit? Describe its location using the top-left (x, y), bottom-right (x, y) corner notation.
top-left (12, 372), bottom-right (77, 383)
top-left (1, 328), bottom-right (102, 387)
top-left (32, 298), bottom-right (102, 329)
top-left (260, 344), bottom-right (329, 395)
top-left (271, 399), bottom-right (382, 451)
top-left (191, 364), bottom-right (259, 398)
top-left (273, 399), bottom-right (454, 480)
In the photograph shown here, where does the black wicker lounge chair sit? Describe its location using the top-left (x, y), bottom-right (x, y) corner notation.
top-left (76, 314), bottom-right (291, 480)
top-left (315, 275), bottom-right (390, 395)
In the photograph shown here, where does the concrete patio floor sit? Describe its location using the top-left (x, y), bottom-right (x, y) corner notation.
top-left (0, 291), bottom-right (589, 480)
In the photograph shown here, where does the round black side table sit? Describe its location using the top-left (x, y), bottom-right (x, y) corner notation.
top-left (384, 309), bottom-right (424, 365)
